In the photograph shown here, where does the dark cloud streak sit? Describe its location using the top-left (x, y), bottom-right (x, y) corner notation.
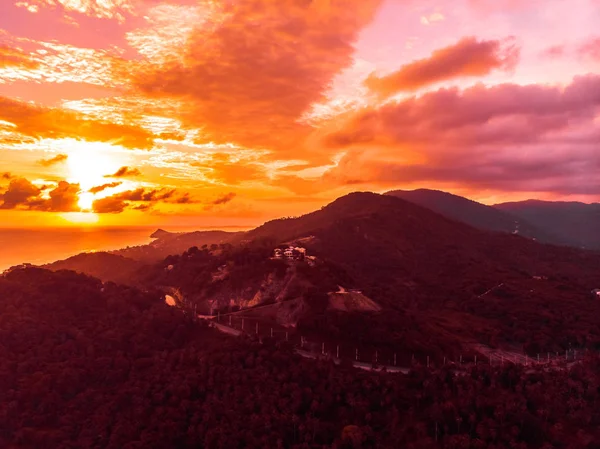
top-left (38, 154), bottom-right (68, 167)
top-left (106, 166), bottom-right (142, 178)
top-left (89, 182), bottom-right (122, 194)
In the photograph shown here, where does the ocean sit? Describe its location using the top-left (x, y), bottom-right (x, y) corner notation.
top-left (0, 227), bottom-right (155, 271)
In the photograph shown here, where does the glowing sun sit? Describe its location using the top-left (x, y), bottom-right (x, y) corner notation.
top-left (59, 139), bottom-right (129, 213)
top-left (78, 192), bottom-right (95, 210)
top-left (67, 146), bottom-right (118, 190)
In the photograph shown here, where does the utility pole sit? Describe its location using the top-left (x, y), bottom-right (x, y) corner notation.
top-left (394, 353), bottom-right (397, 366)
top-left (375, 351), bottom-right (378, 364)
top-left (336, 345), bottom-right (340, 359)
top-left (355, 348), bottom-right (358, 361)
top-left (255, 322), bottom-right (258, 335)
top-left (322, 342), bottom-right (325, 355)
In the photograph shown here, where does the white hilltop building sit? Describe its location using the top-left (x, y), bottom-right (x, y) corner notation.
top-left (273, 246), bottom-right (308, 261)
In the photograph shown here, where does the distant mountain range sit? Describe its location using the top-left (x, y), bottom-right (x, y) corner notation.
top-left (387, 189), bottom-right (600, 250)
top-left (112, 229), bottom-right (239, 262)
top-left (39, 190), bottom-right (600, 356)
top-left (495, 199), bottom-right (600, 250)
top-left (43, 252), bottom-right (146, 285)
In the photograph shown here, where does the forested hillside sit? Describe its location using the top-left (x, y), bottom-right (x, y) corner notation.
top-left (29, 193), bottom-right (600, 360)
top-left (2, 268), bottom-right (600, 448)
top-left (112, 229), bottom-right (238, 262)
top-left (43, 252), bottom-right (147, 284)
top-left (231, 193), bottom-right (600, 355)
top-left (37, 193), bottom-right (600, 357)
top-left (386, 189), bottom-right (560, 244)
top-left (495, 200), bottom-right (600, 250)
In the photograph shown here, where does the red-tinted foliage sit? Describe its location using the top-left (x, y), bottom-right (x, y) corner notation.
top-left (2, 268), bottom-right (600, 448)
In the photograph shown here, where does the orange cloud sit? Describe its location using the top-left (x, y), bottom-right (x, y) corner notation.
top-left (88, 181), bottom-right (122, 194)
top-left (212, 192), bottom-right (236, 205)
top-left (0, 178), bottom-right (41, 209)
top-left (37, 153), bottom-right (68, 167)
top-left (190, 153), bottom-right (266, 185)
top-left (0, 97), bottom-right (155, 149)
top-left (0, 177), bottom-right (81, 212)
top-left (125, 3), bottom-right (206, 63)
top-left (92, 196), bottom-right (127, 213)
top-left (42, 181), bottom-right (80, 212)
top-left (133, 0), bottom-right (383, 157)
top-left (0, 44), bottom-right (39, 69)
top-left (112, 188), bottom-right (175, 202)
top-left (365, 37), bottom-right (520, 97)
top-left (91, 186), bottom-right (195, 213)
top-left (106, 166), bottom-right (142, 177)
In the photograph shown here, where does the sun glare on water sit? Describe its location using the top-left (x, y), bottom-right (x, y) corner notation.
top-left (60, 212), bottom-right (100, 224)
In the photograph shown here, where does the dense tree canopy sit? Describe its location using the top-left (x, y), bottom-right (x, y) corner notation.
top-left (2, 268), bottom-right (600, 448)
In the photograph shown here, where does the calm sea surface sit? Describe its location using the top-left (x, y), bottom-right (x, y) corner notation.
top-left (0, 227), bottom-right (155, 271)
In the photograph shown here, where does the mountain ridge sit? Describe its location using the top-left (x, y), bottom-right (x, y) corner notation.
top-left (37, 190), bottom-right (600, 357)
top-left (495, 199), bottom-right (600, 250)
top-left (385, 188), bottom-right (565, 245)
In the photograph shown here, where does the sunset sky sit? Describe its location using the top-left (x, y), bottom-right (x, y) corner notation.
top-left (1, 0), bottom-right (599, 228)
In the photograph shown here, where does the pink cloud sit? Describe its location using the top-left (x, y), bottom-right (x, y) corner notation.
top-left (365, 37), bottom-right (519, 96)
top-left (322, 74), bottom-right (600, 196)
top-left (579, 36), bottom-right (600, 61)
top-left (16, 0), bottom-right (135, 22)
top-left (541, 45), bottom-right (566, 58)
